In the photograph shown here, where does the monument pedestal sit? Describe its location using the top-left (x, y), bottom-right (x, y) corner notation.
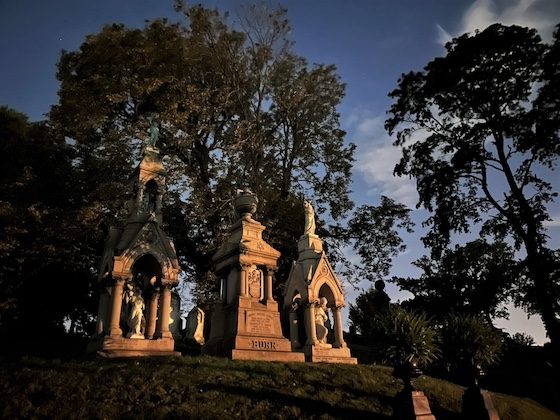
top-left (303, 344), bottom-right (357, 364)
top-left (411, 391), bottom-right (436, 420)
top-left (204, 296), bottom-right (305, 362)
top-left (89, 335), bottom-right (180, 358)
top-left (203, 191), bottom-right (305, 363)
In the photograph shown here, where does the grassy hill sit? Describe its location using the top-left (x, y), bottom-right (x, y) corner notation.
top-left (0, 356), bottom-right (558, 419)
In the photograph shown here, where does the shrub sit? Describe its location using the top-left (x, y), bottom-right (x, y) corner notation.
top-left (440, 314), bottom-right (502, 377)
top-left (376, 306), bottom-right (439, 370)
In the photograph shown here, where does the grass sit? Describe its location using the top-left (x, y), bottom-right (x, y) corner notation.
top-left (0, 356), bottom-right (558, 419)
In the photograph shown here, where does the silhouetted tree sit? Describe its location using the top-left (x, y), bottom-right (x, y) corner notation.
top-left (386, 23), bottom-right (560, 346)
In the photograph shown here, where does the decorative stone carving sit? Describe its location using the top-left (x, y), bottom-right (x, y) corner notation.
top-left (248, 268), bottom-right (262, 299)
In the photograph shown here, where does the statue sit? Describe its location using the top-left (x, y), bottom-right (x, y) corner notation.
top-left (146, 115), bottom-right (160, 148)
top-left (303, 200), bottom-right (316, 235)
top-left (126, 287), bottom-right (145, 339)
top-left (185, 307), bottom-right (205, 345)
top-left (372, 280), bottom-right (391, 314)
top-left (315, 297), bottom-right (331, 347)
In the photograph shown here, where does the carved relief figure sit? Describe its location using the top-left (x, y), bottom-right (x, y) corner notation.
top-left (315, 297), bottom-right (330, 345)
top-left (248, 268), bottom-right (263, 299)
top-left (303, 200), bottom-right (316, 235)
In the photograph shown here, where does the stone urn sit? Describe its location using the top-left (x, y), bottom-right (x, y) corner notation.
top-left (234, 191), bottom-right (258, 219)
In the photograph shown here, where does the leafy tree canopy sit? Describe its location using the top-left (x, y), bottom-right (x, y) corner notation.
top-left (50, 5), bottom-right (355, 305)
top-left (396, 240), bottom-right (518, 322)
top-left (0, 107), bottom-right (99, 345)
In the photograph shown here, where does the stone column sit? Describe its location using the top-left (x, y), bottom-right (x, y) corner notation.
top-left (145, 288), bottom-right (159, 339)
top-left (239, 265), bottom-right (248, 297)
top-left (265, 267), bottom-right (275, 302)
top-left (305, 302), bottom-right (318, 345)
top-left (95, 286), bottom-right (111, 335)
top-left (289, 307), bottom-right (301, 348)
top-left (333, 305), bottom-right (346, 348)
top-left (108, 279), bottom-right (125, 337)
top-left (156, 285), bottom-right (172, 339)
top-left (136, 186), bottom-right (144, 211)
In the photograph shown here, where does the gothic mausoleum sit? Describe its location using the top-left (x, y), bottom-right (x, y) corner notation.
top-left (88, 143), bottom-right (180, 357)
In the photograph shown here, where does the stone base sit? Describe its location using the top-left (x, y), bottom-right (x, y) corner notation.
top-left (297, 234), bottom-right (323, 260)
top-left (232, 348), bottom-right (306, 362)
top-left (304, 344), bottom-right (358, 364)
top-left (89, 335), bottom-right (181, 358)
top-left (231, 334), bottom-right (305, 362)
top-left (412, 391), bottom-right (436, 419)
top-left (204, 297), bottom-right (305, 363)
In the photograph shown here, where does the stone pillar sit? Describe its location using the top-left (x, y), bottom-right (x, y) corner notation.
top-left (145, 288), bottom-right (159, 339)
top-left (265, 267), bottom-right (275, 302)
top-left (136, 186), bottom-right (144, 211)
top-left (108, 279), bottom-right (125, 337)
top-left (156, 285), bottom-right (172, 339)
top-left (289, 308), bottom-right (301, 348)
top-left (95, 287), bottom-right (111, 335)
top-left (239, 265), bottom-right (248, 297)
top-left (155, 193), bottom-right (162, 213)
top-left (305, 303), bottom-right (318, 345)
top-left (333, 305), bottom-right (346, 348)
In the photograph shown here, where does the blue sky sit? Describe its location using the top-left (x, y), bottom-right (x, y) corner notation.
top-left (1, 0), bottom-right (559, 343)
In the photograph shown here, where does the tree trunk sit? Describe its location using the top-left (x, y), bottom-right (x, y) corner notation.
top-left (525, 248), bottom-right (560, 349)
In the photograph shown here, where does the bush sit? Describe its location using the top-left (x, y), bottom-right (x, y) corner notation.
top-left (376, 306), bottom-right (439, 370)
top-left (440, 314), bottom-right (502, 379)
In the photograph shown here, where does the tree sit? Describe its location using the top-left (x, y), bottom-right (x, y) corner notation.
top-left (344, 196), bottom-right (414, 283)
top-left (396, 240), bottom-right (517, 323)
top-left (386, 23), bottom-right (560, 346)
top-left (0, 107), bottom-right (99, 351)
top-left (50, 5), bottom-right (354, 305)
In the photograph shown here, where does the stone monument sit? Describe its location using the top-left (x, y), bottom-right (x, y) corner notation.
top-left (185, 307), bottom-right (206, 345)
top-left (203, 190), bottom-right (305, 362)
top-left (283, 200), bottom-right (357, 364)
top-left (88, 139), bottom-right (180, 357)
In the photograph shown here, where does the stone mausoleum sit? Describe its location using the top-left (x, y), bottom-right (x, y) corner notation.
top-left (88, 142), bottom-right (180, 357)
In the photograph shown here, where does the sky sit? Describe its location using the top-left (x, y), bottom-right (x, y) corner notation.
top-left (1, 0), bottom-right (559, 344)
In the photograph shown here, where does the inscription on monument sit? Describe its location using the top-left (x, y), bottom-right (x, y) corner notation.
top-left (251, 340), bottom-right (278, 350)
top-left (246, 312), bottom-right (274, 335)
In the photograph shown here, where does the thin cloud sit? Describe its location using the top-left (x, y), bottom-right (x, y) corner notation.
top-left (351, 114), bottom-right (418, 207)
top-left (436, 0), bottom-right (559, 44)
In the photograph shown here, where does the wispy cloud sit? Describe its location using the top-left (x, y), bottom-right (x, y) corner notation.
top-left (437, 0), bottom-right (559, 45)
top-left (349, 113), bottom-right (418, 208)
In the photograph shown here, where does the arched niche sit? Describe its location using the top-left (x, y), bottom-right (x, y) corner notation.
top-left (142, 179), bottom-right (159, 213)
top-left (318, 283), bottom-right (336, 307)
top-left (132, 253), bottom-right (162, 290)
